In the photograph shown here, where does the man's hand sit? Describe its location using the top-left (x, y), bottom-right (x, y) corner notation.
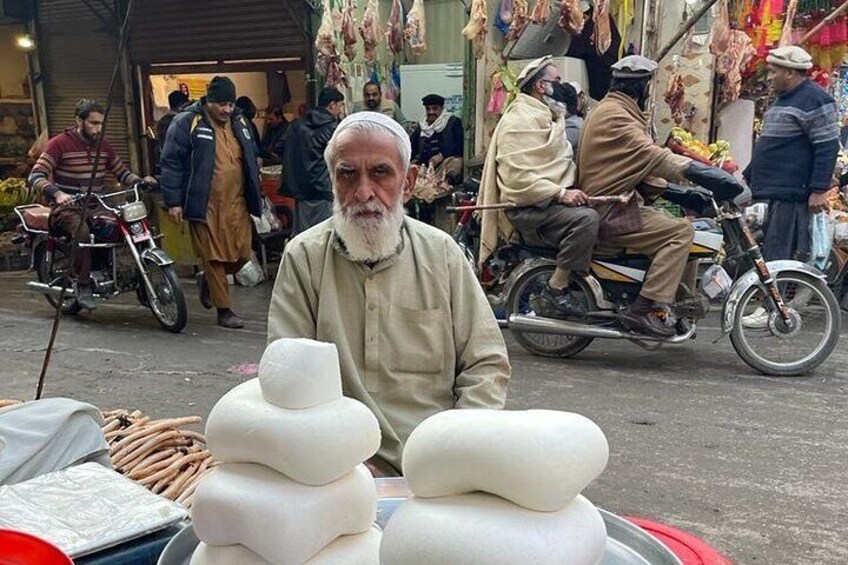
top-left (143, 175), bottom-right (159, 188)
top-left (430, 153), bottom-right (445, 168)
top-left (809, 191), bottom-right (830, 214)
top-left (53, 191), bottom-right (73, 205)
top-left (168, 206), bottom-right (183, 223)
top-left (559, 188), bottom-right (589, 207)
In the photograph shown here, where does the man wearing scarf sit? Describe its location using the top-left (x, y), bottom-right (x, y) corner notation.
top-left (268, 112), bottom-right (509, 475)
top-left (478, 56), bottom-right (599, 318)
top-left (409, 94), bottom-right (464, 185)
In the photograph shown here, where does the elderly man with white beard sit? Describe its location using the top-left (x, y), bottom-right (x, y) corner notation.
top-left (267, 111), bottom-right (511, 476)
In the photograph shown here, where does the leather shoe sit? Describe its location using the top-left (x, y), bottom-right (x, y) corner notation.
top-left (531, 284), bottom-right (587, 319)
top-left (621, 307), bottom-right (676, 338)
top-left (197, 272), bottom-right (212, 310)
top-left (77, 285), bottom-right (98, 311)
top-left (217, 309), bottom-right (245, 329)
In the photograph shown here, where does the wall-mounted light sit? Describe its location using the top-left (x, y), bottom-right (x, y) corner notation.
top-left (15, 35), bottom-right (35, 51)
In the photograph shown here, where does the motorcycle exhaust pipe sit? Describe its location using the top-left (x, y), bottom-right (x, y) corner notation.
top-left (508, 314), bottom-right (696, 344)
top-left (27, 281), bottom-right (71, 299)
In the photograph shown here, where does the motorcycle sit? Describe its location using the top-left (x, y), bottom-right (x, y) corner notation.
top-left (13, 184), bottom-right (188, 332)
top-left (450, 183), bottom-right (841, 377)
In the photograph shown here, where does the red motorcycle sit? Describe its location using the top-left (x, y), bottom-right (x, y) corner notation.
top-left (13, 184), bottom-right (187, 332)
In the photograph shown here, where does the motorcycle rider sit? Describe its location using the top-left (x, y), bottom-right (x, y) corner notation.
top-left (478, 56), bottom-right (600, 318)
top-left (29, 99), bottom-right (157, 310)
top-left (578, 55), bottom-right (744, 337)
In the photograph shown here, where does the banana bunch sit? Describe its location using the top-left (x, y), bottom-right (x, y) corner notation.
top-left (0, 177), bottom-right (36, 215)
top-left (670, 127), bottom-right (732, 162)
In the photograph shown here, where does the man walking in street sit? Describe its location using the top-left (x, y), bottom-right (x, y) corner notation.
top-left (281, 87), bottom-right (345, 235)
top-left (477, 56), bottom-right (599, 319)
top-left (29, 98), bottom-right (156, 311)
top-left (268, 112), bottom-right (510, 475)
top-left (160, 76), bottom-right (262, 329)
top-left (155, 90), bottom-right (189, 154)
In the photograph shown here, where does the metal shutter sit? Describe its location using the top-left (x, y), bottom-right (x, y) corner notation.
top-left (128, 0), bottom-right (308, 65)
top-left (36, 0), bottom-right (131, 164)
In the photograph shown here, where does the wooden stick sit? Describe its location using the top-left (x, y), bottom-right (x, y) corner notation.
top-left (799, 0), bottom-right (848, 45)
top-left (446, 202), bottom-right (517, 212)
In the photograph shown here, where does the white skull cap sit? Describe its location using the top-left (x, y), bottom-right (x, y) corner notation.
top-left (330, 110), bottom-right (411, 165)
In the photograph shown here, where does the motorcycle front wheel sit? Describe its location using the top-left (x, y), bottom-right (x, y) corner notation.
top-left (35, 244), bottom-right (82, 315)
top-left (507, 265), bottom-right (595, 358)
top-left (141, 263), bottom-right (187, 333)
top-left (730, 272), bottom-right (840, 376)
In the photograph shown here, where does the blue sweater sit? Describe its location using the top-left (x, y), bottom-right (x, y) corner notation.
top-left (746, 80), bottom-right (839, 202)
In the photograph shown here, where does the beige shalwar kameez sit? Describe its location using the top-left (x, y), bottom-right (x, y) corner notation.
top-left (267, 218), bottom-right (511, 474)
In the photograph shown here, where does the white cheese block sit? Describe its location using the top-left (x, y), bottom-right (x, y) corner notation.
top-left (260, 338), bottom-right (342, 409)
top-left (192, 463), bottom-right (376, 564)
top-left (402, 409), bottom-right (609, 512)
top-left (379, 493), bottom-right (607, 565)
top-left (190, 543), bottom-right (271, 565)
top-left (206, 379), bottom-right (380, 485)
top-left (306, 527), bottom-right (382, 564)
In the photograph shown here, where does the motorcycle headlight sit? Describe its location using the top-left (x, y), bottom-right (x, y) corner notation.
top-left (121, 201), bottom-right (148, 222)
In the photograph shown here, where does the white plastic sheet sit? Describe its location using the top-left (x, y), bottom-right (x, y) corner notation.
top-left (0, 462), bottom-right (187, 557)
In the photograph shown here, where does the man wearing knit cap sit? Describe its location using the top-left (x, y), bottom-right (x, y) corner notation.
top-left (742, 45), bottom-right (840, 328)
top-left (268, 111), bottom-right (510, 475)
top-left (161, 75), bottom-right (262, 329)
top-left (478, 55), bottom-right (599, 319)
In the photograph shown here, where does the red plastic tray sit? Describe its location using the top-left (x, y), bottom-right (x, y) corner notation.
top-left (625, 517), bottom-right (733, 565)
top-left (0, 529), bottom-right (72, 565)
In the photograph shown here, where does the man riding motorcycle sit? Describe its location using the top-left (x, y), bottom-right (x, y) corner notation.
top-left (28, 99), bottom-right (157, 310)
top-left (478, 56), bottom-right (600, 318)
top-left (578, 55), bottom-right (745, 337)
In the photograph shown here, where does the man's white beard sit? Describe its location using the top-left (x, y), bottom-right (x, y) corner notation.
top-left (333, 196), bottom-right (405, 263)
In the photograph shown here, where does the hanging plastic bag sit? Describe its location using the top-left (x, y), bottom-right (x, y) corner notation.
top-left (262, 197), bottom-right (282, 232)
top-left (810, 212), bottom-right (835, 271)
top-left (235, 253), bottom-right (265, 287)
top-left (252, 213), bottom-right (271, 235)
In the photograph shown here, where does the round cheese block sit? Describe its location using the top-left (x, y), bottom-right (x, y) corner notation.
top-left (260, 338), bottom-right (342, 409)
top-left (206, 379), bottom-right (380, 485)
top-left (403, 409), bottom-right (609, 512)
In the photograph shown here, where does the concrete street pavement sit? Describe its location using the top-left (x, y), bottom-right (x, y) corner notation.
top-left (1, 270), bottom-right (846, 564)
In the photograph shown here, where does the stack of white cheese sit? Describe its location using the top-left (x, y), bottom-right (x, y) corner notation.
top-left (190, 338), bottom-right (383, 564)
top-left (380, 409), bottom-right (611, 565)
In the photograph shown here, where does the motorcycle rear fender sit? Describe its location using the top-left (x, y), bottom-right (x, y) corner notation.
top-left (141, 247), bottom-right (174, 267)
top-left (721, 260), bottom-right (826, 334)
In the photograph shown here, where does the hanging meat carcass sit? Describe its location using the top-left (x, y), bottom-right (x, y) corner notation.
top-left (558, 0), bottom-right (584, 36)
top-left (387, 0), bottom-right (404, 55)
top-left (709, 0), bottom-right (731, 56)
top-left (405, 0), bottom-right (427, 55)
top-left (664, 72), bottom-right (686, 126)
top-left (341, 0), bottom-right (357, 61)
top-left (315, 0), bottom-right (336, 64)
top-left (358, 0), bottom-right (382, 63)
top-left (530, 0), bottom-right (551, 26)
top-left (506, 0), bottom-right (529, 40)
top-left (462, 0), bottom-right (488, 59)
top-left (592, 0), bottom-right (611, 55)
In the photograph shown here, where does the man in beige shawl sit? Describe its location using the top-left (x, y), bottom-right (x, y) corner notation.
top-left (579, 56), bottom-right (744, 337)
top-left (478, 56), bottom-right (600, 317)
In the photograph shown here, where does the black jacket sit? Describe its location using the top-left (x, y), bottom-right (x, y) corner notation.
top-left (280, 108), bottom-right (338, 201)
top-left (160, 100), bottom-right (262, 222)
top-left (410, 115), bottom-right (464, 166)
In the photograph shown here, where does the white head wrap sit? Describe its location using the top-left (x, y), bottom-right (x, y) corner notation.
top-left (326, 111), bottom-right (412, 169)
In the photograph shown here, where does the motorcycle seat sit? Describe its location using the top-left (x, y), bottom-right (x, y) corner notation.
top-left (22, 205), bottom-right (51, 232)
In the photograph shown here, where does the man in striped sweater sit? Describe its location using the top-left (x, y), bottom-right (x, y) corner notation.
top-left (29, 99), bottom-right (155, 310)
top-left (743, 46), bottom-right (840, 328)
